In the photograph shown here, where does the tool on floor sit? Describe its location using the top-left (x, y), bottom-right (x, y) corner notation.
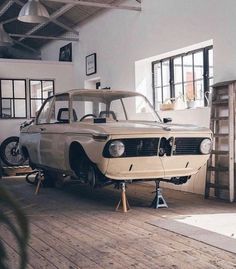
top-left (205, 80), bottom-right (236, 202)
top-left (151, 180), bottom-right (168, 209)
top-left (115, 182), bottom-right (130, 213)
top-left (35, 170), bottom-right (45, 195)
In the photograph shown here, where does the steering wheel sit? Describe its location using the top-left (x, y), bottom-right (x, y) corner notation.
top-left (80, 114), bottom-right (97, 122)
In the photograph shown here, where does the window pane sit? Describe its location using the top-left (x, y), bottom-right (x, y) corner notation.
top-left (174, 57), bottom-right (182, 84)
top-left (184, 82), bottom-right (194, 101)
top-left (154, 87), bottom-right (163, 109)
top-left (37, 98), bottom-right (53, 124)
top-left (1, 99), bottom-right (12, 118)
top-left (49, 95), bottom-right (69, 123)
top-left (209, 49), bottom-right (213, 77)
top-left (31, 99), bottom-right (43, 117)
top-left (30, 80), bottom-right (42, 98)
top-left (194, 80), bottom-right (204, 107)
top-left (42, 81), bottom-right (54, 99)
top-left (154, 63), bottom-right (162, 87)
top-left (174, 84), bottom-right (183, 98)
top-left (162, 61), bottom-right (170, 86)
top-left (110, 100), bottom-right (126, 120)
top-left (1, 80), bottom-right (13, 98)
top-left (183, 54), bottom-right (193, 82)
top-left (14, 80), bottom-right (26, 98)
top-left (14, 99), bottom-right (26, 117)
top-left (163, 86), bottom-right (170, 102)
top-left (194, 51), bottom-right (203, 80)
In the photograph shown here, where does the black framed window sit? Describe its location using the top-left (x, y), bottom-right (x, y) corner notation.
top-left (30, 80), bottom-right (54, 118)
top-left (0, 79), bottom-right (27, 119)
top-left (152, 46), bottom-right (213, 109)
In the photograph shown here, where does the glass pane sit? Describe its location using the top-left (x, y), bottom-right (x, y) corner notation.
top-left (194, 80), bottom-right (204, 107)
top-left (1, 99), bottom-right (12, 118)
top-left (183, 54), bottom-right (193, 82)
top-left (174, 57), bottom-right (182, 84)
top-left (30, 80), bottom-right (42, 98)
top-left (174, 84), bottom-right (183, 98)
top-left (42, 81), bottom-right (54, 99)
top-left (162, 60), bottom-right (170, 86)
top-left (154, 62), bottom-right (162, 88)
top-left (31, 99), bottom-right (43, 118)
top-left (184, 82), bottom-right (194, 101)
top-left (194, 51), bottom-right (203, 80)
top-left (163, 86), bottom-right (170, 103)
top-left (1, 80), bottom-right (13, 98)
top-left (110, 99), bottom-right (126, 120)
top-left (154, 87), bottom-right (163, 110)
top-left (37, 98), bottom-right (53, 124)
top-left (49, 95), bottom-right (69, 123)
top-left (208, 49), bottom-right (213, 77)
top-left (14, 80), bottom-right (26, 98)
top-left (14, 99), bottom-right (26, 118)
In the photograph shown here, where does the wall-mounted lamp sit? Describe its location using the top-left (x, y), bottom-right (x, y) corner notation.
top-left (18, 0), bottom-right (50, 23)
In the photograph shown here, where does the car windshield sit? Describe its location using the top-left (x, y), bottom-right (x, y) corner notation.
top-left (72, 92), bottom-right (161, 122)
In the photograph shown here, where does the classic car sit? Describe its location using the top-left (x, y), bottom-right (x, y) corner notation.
top-left (19, 89), bottom-right (212, 188)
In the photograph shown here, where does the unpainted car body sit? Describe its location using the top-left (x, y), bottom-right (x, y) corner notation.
top-left (20, 89), bottom-right (212, 187)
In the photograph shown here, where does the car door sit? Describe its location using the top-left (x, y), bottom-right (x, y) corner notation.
top-left (39, 94), bottom-right (70, 170)
top-left (26, 96), bottom-right (54, 165)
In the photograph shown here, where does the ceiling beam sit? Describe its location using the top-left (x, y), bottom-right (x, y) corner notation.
top-left (14, 0), bottom-right (79, 41)
top-left (0, 0), bottom-right (14, 17)
top-left (51, 19), bottom-right (79, 36)
top-left (12, 39), bottom-right (40, 54)
top-left (45, 0), bottom-right (141, 11)
top-left (10, 33), bottom-right (79, 41)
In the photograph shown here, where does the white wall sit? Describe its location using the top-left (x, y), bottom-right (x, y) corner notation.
top-left (0, 59), bottom-right (76, 143)
top-left (40, 0), bottom-right (236, 194)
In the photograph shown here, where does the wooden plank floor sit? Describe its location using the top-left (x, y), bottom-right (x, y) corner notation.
top-left (1, 177), bottom-right (236, 269)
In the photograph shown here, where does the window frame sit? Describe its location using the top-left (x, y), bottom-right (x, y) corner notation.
top-left (0, 79), bottom-right (27, 119)
top-left (152, 45), bottom-right (213, 109)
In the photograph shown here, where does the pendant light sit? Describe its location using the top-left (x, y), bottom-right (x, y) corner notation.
top-left (0, 24), bottom-right (13, 47)
top-left (18, 0), bottom-right (50, 23)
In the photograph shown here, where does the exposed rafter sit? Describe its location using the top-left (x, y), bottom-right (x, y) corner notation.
top-left (45, 0), bottom-right (142, 11)
top-left (13, 0), bottom-right (79, 38)
top-left (0, 0), bottom-right (14, 17)
top-left (9, 33), bottom-right (79, 41)
top-left (12, 39), bottom-right (40, 54)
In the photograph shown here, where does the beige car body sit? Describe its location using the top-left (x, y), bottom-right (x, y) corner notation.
top-left (20, 89), bottom-right (212, 184)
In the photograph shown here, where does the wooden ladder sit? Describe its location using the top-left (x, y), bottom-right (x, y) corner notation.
top-left (205, 80), bottom-right (236, 202)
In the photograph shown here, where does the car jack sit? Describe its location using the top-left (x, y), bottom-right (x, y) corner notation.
top-left (151, 180), bottom-right (168, 209)
top-left (35, 170), bottom-right (45, 195)
top-left (115, 182), bottom-right (130, 213)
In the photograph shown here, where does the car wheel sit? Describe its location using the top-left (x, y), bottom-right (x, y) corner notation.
top-left (87, 165), bottom-right (97, 189)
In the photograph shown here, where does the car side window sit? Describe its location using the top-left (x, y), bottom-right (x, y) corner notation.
top-left (37, 97), bottom-right (54, 124)
top-left (49, 94), bottom-right (70, 124)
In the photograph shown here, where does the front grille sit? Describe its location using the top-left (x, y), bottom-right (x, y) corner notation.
top-left (103, 138), bottom-right (159, 158)
top-left (173, 137), bottom-right (205, 155)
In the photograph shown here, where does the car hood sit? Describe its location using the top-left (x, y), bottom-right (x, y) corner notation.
top-left (77, 121), bottom-right (211, 136)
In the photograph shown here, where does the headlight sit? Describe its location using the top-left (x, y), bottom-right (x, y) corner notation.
top-left (108, 140), bottom-right (125, 157)
top-left (200, 138), bottom-right (212, 154)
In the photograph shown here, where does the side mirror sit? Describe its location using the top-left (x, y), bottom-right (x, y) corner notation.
top-left (163, 117), bottom-right (172, 123)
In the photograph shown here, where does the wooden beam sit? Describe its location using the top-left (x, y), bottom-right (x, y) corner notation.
top-left (10, 33), bottom-right (79, 41)
top-left (45, 0), bottom-right (141, 11)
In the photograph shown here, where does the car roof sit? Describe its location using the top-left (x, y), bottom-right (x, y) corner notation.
top-left (56, 89), bottom-right (143, 99)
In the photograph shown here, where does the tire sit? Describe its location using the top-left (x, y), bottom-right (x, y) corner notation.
top-left (0, 136), bottom-right (27, 166)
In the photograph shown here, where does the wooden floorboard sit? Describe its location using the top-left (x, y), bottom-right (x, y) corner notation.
top-left (1, 177), bottom-right (236, 269)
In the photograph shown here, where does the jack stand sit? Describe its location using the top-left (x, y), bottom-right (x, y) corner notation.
top-left (115, 182), bottom-right (130, 213)
top-left (151, 180), bottom-right (168, 209)
top-left (35, 170), bottom-right (45, 195)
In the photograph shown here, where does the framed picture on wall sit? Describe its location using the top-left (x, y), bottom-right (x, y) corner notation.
top-left (59, 43), bottom-right (72, 62)
top-left (86, 53), bottom-right (97, 76)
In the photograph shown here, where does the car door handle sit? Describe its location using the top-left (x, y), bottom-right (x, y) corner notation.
top-left (40, 127), bottom-right (46, 131)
